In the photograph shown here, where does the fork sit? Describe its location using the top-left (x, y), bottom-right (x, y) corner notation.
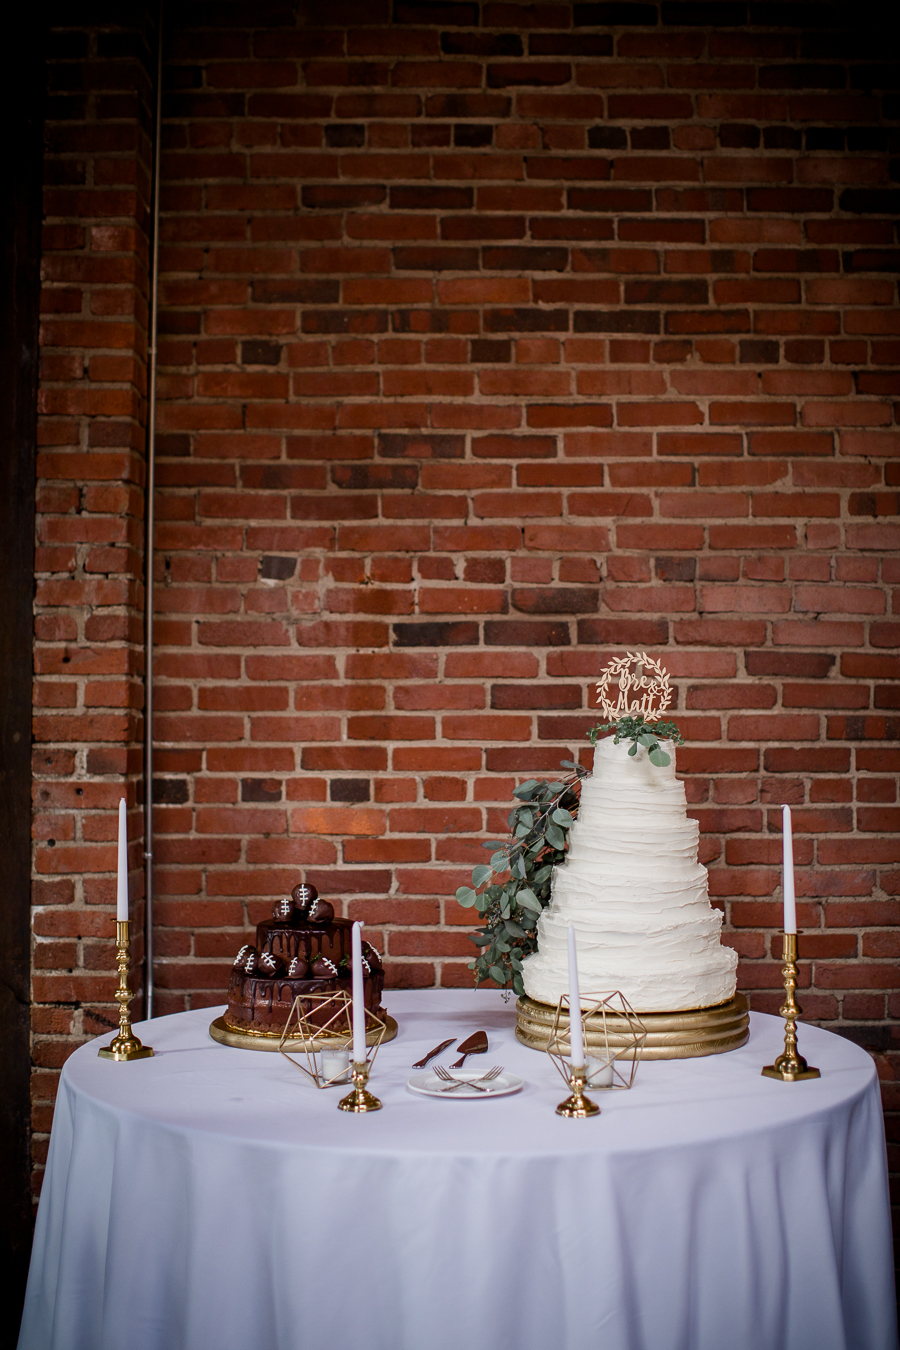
top-left (432, 1064), bottom-right (504, 1093)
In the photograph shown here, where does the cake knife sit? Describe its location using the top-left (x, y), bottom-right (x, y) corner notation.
top-left (411, 1038), bottom-right (456, 1069)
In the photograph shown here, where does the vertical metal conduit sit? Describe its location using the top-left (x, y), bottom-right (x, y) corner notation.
top-left (143, 3), bottom-right (164, 1019)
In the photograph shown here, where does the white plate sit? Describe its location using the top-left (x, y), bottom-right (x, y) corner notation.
top-left (407, 1069), bottom-right (524, 1099)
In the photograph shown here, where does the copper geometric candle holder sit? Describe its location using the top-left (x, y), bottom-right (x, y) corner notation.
top-left (278, 991), bottom-right (388, 1109)
top-left (546, 989), bottom-right (646, 1114)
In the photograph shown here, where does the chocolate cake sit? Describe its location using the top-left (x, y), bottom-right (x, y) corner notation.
top-left (224, 883), bottom-right (386, 1037)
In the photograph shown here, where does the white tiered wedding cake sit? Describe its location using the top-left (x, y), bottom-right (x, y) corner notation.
top-left (521, 734), bottom-right (738, 1014)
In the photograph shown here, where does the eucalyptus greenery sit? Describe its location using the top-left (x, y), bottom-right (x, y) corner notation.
top-left (458, 762), bottom-right (586, 997)
top-left (461, 712), bottom-right (684, 995)
top-left (588, 713), bottom-right (684, 767)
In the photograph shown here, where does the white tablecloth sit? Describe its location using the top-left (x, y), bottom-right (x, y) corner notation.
top-left (18, 992), bottom-right (897, 1350)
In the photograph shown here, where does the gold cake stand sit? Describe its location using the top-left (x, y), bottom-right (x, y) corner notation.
top-left (209, 1013), bottom-right (398, 1052)
top-left (516, 992), bottom-right (749, 1059)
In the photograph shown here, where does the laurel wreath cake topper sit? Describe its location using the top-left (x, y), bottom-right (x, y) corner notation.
top-left (595, 651), bottom-right (673, 721)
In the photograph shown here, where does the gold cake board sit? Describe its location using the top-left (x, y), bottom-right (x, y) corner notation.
top-left (209, 1013), bottom-right (399, 1052)
top-left (516, 992), bottom-right (750, 1060)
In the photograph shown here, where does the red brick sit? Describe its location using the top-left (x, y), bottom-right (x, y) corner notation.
top-left (618, 525), bottom-right (704, 550)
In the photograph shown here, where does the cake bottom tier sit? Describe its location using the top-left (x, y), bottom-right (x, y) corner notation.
top-left (225, 966), bottom-right (385, 1033)
top-left (515, 992), bottom-right (750, 1060)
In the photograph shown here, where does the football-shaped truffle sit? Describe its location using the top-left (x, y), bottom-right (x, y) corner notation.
top-left (287, 955), bottom-right (308, 979)
top-left (291, 881), bottom-right (318, 911)
top-left (234, 943), bottom-right (255, 970)
top-left (257, 950), bottom-right (284, 978)
top-left (362, 941), bottom-right (382, 968)
top-left (311, 956), bottom-right (338, 979)
top-left (272, 897), bottom-right (294, 921)
top-left (243, 949), bottom-right (259, 976)
top-left (307, 896), bottom-right (335, 924)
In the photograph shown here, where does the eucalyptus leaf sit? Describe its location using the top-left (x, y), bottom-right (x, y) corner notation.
top-left (512, 973), bottom-right (525, 995)
top-left (516, 887), bottom-right (542, 913)
top-left (648, 747), bottom-right (671, 767)
top-left (628, 742), bottom-right (638, 756)
top-left (545, 822), bottom-right (566, 850)
top-left (463, 766), bottom-right (588, 995)
top-left (455, 885), bottom-right (477, 907)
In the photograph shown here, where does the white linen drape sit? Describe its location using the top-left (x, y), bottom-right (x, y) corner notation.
top-left (18, 990), bottom-right (897, 1350)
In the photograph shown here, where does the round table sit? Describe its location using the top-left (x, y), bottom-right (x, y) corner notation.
top-left (18, 991), bottom-right (897, 1350)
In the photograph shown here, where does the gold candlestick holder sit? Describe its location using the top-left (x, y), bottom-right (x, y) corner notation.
top-left (555, 1062), bottom-right (600, 1118)
top-left (338, 1059), bottom-right (382, 1112)
top-left (98, 920), bottom-right (153, 1061)
top-left (761, 931), bottom-right (819, 1082)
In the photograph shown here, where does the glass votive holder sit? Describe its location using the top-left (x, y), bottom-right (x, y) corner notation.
top-left (319, 1048), bottom-right (351, 1085)
top-left (586, 1056), bottom-right (614, 1088)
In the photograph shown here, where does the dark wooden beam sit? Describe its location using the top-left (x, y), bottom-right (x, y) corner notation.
top-left (0, 7), bottom-right (43, 1341)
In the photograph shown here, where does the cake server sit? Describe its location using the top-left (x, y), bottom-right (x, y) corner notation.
top-left (411, 1038), bottom-right (456, 1069)
top-left (450, 1030), bottom-right (488, 1068)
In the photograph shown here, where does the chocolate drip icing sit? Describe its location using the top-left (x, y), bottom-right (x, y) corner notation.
top-left (225, 902), bottom-right (384, 1035)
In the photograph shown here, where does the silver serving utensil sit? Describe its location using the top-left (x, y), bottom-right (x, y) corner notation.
top-left (433, 1065), bottom-right (504, 1093)
top-left (411, 1038), bottom-right (456, 1069)
top-left (449, 1029), bottom-right (488, 1069)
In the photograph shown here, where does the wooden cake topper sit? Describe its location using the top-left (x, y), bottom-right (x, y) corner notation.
top-left (595, 652), bottom-right (673, 720)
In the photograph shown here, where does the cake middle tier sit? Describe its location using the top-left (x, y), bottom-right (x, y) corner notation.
top-left (256, 917), bottom-right (351, 967)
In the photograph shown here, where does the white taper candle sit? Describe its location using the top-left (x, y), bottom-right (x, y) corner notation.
top-left (782, 804), bottom-right (796, 935)
top-left (351, 921), bottom-right (366, 1064)
top-left (567, 925), bottom-right (584, 1067)
top-left (116, 797), bottom-right (129, 922)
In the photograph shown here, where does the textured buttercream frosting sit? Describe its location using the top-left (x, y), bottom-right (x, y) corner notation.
top-left (521, 736), bottom-right (738, 1013)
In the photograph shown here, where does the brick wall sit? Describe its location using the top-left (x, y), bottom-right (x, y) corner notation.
top-left (33, 1), bottom-right (898, 1219)
top-left (34, 8), bottom-right (156, 1173)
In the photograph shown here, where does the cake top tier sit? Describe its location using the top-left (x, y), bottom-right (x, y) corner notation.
top-left (592, 731), bottom-right (678, 786)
